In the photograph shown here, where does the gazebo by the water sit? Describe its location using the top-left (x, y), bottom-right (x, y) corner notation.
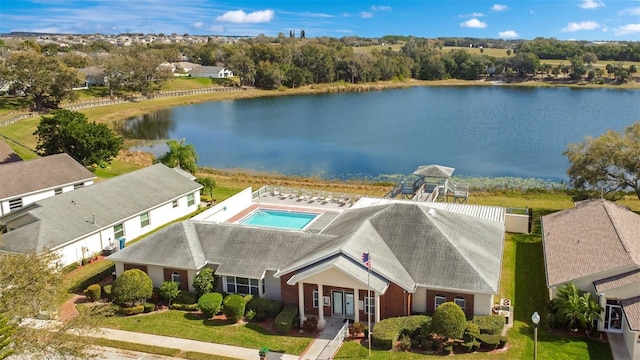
top-left (386, 164), bottom-right (468, 203)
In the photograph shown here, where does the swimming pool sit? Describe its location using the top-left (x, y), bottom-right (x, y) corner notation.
top-left (240, 209), bottom-right (318, 230)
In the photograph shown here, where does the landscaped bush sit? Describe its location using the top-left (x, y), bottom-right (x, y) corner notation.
top-left (472, 315), bottom-right (505, 335)
top-left (111, 269), bottom-right (153, 307)
top-left (198, 292), bottom-right (223, 318)
top-left (171, 303), bottom-right (199, 311)
top-left (477, 333), bottom-right (504, 350)
top-left (246, 297), bottom-right (282, 319)
top-left (274, 305), bottom-right (298, 334)
top-left (460, 340), bottom-right (480, 353)
top-left (464, 321), bottom-right (480, 342)
top-left (397, 334), bottom-right (412, 351)
top-left (159, 281), bottom-right (180, 305)
top-left (173, 290), bottom-right (198, 305)
top-left (118, 305), bottom-right (144, 316)
top-left (143, 302), bottom-right (155, 313)
top-left (84, 283), bottom-right (101, 301)
top-left (431, 302), bottom-right (467, 340)
top-left (302, 316), bottom-right (318, 332)
top-left (245, 308), bottom-right (256, 321)
top-left (67, 263), bottom-right (115, 293)
top-left (371, 315), bottom-right (429, 350)
top-left (349, 322), bottom-right (365, 338)
top-left (102, 284), bottom-right (113, 300)
top-left (192, 267), bottom-right (216, 296)
top-left (223, 294), bottom-right (246, 323)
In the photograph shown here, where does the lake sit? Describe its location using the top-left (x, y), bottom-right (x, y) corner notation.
top-left (124, 86), bottom-right (640, 182)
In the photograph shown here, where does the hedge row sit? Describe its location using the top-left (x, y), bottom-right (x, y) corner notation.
top-left (472, 315), bottom-right (505, 335)
top-left (275, 305), bottom-right (298, 334)
top-left (68, 264), bottom-right (115, 293)
top-left (246, 297), bottom-right (282, 319)
top-left (371, 315), bottom-right (429, 350)
top-left (477, 333), bottom-right (507, 349)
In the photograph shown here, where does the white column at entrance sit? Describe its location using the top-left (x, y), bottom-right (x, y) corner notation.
top-left (317, 283), bottom-right (326, 329)
top-left (298, 282), bottom-right (306, 323)
top-left (353, 288), bottom-right (360, 323)
top-left (375, 292), bottom-right (381, 323)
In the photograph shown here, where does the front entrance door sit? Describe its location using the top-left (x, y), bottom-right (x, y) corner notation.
top-left (332, 291), bottom-right (355, 317)
top-left (605, 300), bottom-right (622, 332)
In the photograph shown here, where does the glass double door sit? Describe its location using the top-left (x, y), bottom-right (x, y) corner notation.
top-left (605, 300), bottom-right (622, 332)
top-left (332, 291), bottom-right (355, 317)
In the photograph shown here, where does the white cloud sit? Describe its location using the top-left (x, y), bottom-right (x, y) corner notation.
top-left (613, 23), bottom-right (640, 35)
top-left (215, 9), bottom-right (274, 24)
top-left (618, 7), bottom-right (640, 16)
top-left (491, 4), bottom-right (508, 11)
top-left (460, 12), bottom-right (485, 18)
top-left (561, 21), bottom-right (600, 32)
top-left (192, 21), bottom-right (203, 29)
top-left (360, 11), bottom-right (373, 18)
top-left (579, 0), bottom-right (605, 9)
top-left (460, 18), bottom-right (488, 28)
top-left (371, 5), bottom-right (391, 11)
top-left (498, 30), bottom-right (519, 38)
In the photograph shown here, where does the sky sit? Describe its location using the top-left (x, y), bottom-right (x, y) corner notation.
top-left (0, 0), bottom-right (639, 41)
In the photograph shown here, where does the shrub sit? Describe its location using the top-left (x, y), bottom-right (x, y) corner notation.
top-left (464, 321), bottom-right (480, 342)
top-left (371, 315), bottom-right (429, 350)
top-left (102, 284), bottom-right (113, 300)
top-left (397, 334), bottom-right (412, 351)
top-left (67, 264), bottom-right (115, 293)
top-left (499, 336), bottom-right (507, 348)
top-left (173, 290), bottom-right (198, 305)
top-left (192, 267), bottom-right (216, 296)
top-left (246, 297), bottom-right (282, 319)
top-left (442, 345), bottom-right (454, 355)
top-left (477, 333), bottom-right (502, 350)
top-left (143, 302), bottom-right (155, 313)
top-left (118, 305), bottom-right (144, 316)
top-left (245, 309), bottom-right (256, 321)
top-left (254, 312), bottom-right (267, 322)
top-left (84, 283), bottom-right (101, 301)
top-left (61, 262), bottom-right (79, 274)
top-left (111, 269), bottom-right (153, 307)
top-left (159, 281), bottom-right (180, 305)
top-left (460, 341), bottom-right (479, 353)
top-left (302, 316), bottom-right (318, 332)
top-left (198, 292), bottom-right (223, 318)
top-left (274, 305), bottom-right (298, 334)
top-left (349, 322), bottom-right (365, 337)
top-left (171, 303), bottom-right (199, 311)
top-left (472, 315), bottom-right (505, 335)
top-left (223, 294), bottom-right (246, 323)
top-left (99, 303), bottom-right (120, 317)
top-left (431, 302), bottom-right (467, 340)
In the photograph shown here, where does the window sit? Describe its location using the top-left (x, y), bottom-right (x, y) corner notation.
top-left (225, 276), bottom-right (259, 296)
top-left (114, 223), bottom-right (124, 239)
top-left (187, 193), bottom-right (195, 206)
top-left (55, 188), bottom-right (63, 195)
top-left (435, 294), bottom-right (446, 309)
top-left (172, 272), bottom-right (181, 289)
top-left (73, 183), bottom-right (84, 189)
top-left (172, 200), bottom-right (179, 208)
top-left (8, 198), bottom-right (22, 210)
top-left (140, 212), bottom-right (150, 228)
top-left (365, 297), bottom-right (375, 314)
top-left (313, 290), bottom-right (319, 308)
top-left (454, 296), bottom-right (466, 312)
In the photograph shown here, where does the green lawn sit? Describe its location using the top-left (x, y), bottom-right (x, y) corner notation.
top-left (100, 310), bottom-right (313, 355)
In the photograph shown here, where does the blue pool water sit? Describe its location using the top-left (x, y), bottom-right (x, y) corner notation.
top-left (240, 210), bottom-right (318, 230)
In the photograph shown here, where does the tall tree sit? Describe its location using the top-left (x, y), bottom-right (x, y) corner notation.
top-left (196, 176), bottom-right (216, 200)
top-left (158, 138), bottom-right (198, 174)
top-left (0, 252), bottom-right (102, 359)
top-left (5, 51), bottom-right (81, 110)
top-left (564, 121), bottom-right (640, 199)
top-left (34, 109), bottom-right (123, 167)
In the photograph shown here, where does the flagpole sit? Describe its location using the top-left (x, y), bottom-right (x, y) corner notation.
top-left (367, 251), bottom-right (371, 357)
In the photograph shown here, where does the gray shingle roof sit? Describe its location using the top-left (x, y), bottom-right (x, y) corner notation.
top-left (109, 202), bottom-right (505, 295)
top-left (621, 296), bottom-right (640, 331)
top-left (0, 140), bottom-right (21, 165)
top-left (0, 153), bottom-right (95, 200)
top-left (542, 199), bottom-right (640, 287)
top-left (0, 164), bottom-right (202, 253)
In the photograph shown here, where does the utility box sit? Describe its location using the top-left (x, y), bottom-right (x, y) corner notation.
top-left (117, 237), bottom-right (126, 250)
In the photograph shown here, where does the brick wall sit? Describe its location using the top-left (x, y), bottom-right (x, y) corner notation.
top-left (425, 289), bottom-right (474, 316)
top-left (163, 268), bottom-right (189, 291)
top-left (379, 283), bottom-right (411, 319)
top-left (280, 272), bottom-right (298, 307)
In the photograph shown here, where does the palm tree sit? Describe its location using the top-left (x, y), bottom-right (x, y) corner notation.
top-left (580, 293), bottom-right (603, 333)
top-left (159, 138), bottom-right (198, 174)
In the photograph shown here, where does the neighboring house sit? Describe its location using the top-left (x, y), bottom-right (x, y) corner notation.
top-left (541, 199), bottom-right (640, 360)
top-left (0, 140), bottom-right (21, 165)
top-left (108, 196), bottom-right (505, 328)
top-left (0, 164), bottom-right (202, 266)
top-left (0, 153), bottom-right (95, 216)
top-left (190, 66), bottom-right (233, 78)
top-left (77, 66), bottom-right (106, 86)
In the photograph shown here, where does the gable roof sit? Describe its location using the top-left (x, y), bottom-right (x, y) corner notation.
top-left (0, 153), bottom-right (95, 200)
top-left (621, 296), bottom-right (640, 332)
top-left (109, 202), bottom-right (505, 295)
top-left (0, 139), bottom-right (21, 165)
top-left (0, 164), bottom-right (202, 253)
top-left (542, 199), bottom-right (640, 287)
top-left (593, 269), bottom-right (640, 293)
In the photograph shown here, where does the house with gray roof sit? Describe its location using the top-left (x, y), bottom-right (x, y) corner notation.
top-left (0, 139), bottom-right (21, 165)
top-left (541, 199), bottom-right (640, 360)
top-left (190, 66), bottom-right (233, 78)
top-left (0, 163), bottom-right (202, 266)
top-left (0, 153), bottom-right (95, 216)
top-left (108, 199), bottom-right (505, 328)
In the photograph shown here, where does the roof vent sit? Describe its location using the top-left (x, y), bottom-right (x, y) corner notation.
top-left (428, 208), bottom-right (436, 216)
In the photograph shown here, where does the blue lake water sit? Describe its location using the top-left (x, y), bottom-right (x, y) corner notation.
top-left (125, 86), bottom-right (640, 182)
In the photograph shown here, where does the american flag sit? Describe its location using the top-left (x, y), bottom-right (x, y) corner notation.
top-left (361, 252), bottom-right (371, 268)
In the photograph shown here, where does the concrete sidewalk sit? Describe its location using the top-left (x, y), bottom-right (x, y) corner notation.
top-left (99, 328), bottom-right (299, 360)
top-left (299, 319), bottom-right (347, 360)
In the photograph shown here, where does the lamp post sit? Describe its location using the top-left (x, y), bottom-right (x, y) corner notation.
top-left (532, 311), bottom-right (540, 360)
